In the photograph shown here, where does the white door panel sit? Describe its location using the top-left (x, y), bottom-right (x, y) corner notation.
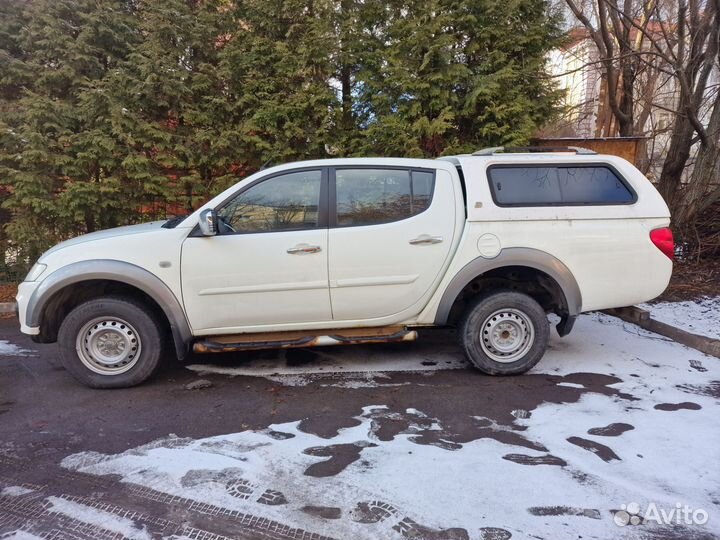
top-left (472, 218), bottom-right (672, 312)
top-left (329, 169), bottom-right (455, 320)
top-left (181, 229), bottom-right (331, 331)
top-left (180, 168), bottom-right (331, 332)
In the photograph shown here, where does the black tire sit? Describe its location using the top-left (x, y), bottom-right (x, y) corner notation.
top-left (57, 296), bottom-right (164, 388)
top-left (459, 290), bottom-right (549, 375)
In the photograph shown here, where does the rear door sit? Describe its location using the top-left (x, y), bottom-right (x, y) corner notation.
top-left (327, 167), bottom-right (455, 321)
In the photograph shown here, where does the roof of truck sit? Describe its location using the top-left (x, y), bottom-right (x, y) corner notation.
top-left (438, 146), bottom-right (615, 164)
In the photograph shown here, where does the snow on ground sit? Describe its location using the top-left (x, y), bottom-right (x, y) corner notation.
top-left (46, 496), bottom-right (152, 540)
top-left (0, 340), bottom-right (34, 356)
top-left (640, 296), bottom-right (720, 340)
top-left (62, 313), bottom-right (720, 540)
top-left (1, 486), bottom-right (34, 497)
top-left (187, 339), bottom-right (467, 385)
top-left (2, 532), bottom-right (45, 540)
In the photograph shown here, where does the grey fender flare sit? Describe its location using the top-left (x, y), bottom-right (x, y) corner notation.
top-left (27, 260), bottom-right (193, 360)
top-left (433, 247), bottom-right (583, 325)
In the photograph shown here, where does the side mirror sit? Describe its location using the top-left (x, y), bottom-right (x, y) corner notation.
top-left (198, 208), bottom-right (218, 236)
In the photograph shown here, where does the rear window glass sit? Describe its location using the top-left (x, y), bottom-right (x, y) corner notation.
top-left (335, 168), bottom-right (435, 227)
top-left (487, 165), bottom-right (635, 206)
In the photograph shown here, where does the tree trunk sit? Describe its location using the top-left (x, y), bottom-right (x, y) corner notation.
top-left (340, 63), bottom-right (353, 132)
top-left (339, 0), bottom-right (353, 137)
top-left (657, 94), bottom-right (697, 211)
top-left (675, 91), bottom-right (720, 225)
top-left (616, 63), bottom-right (635, 136)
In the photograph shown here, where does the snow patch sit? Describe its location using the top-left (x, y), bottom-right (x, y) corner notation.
top-left (264, 374), bottom-right (314, 387)
top-left (186, 342), bottom-right (468, 383)
top-left (640, 296), bottom-right (720, 340)
top-left (46, 496), bottom-right (151, 540)
top-left (61, 313), bottom-right (720, 539)
top-left (0, 340), bottom-right (34, 356)
top-left (1, 486), bottom-right (34, 497)
top-left (557, 382), bottom-right (584, 389)
top-left (2, 532), bottom-right (44, 540)
top-left (322, 379), bottom-right (398, 389)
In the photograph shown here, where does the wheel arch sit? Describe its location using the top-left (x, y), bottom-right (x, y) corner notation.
top-left (26, 260), bottom-right (192, 360)
top-left (434, 248), bottom-right (582, 325)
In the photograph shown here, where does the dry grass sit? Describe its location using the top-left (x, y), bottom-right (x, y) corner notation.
top-left (656, 258), bottom-right (720, 302)
top-left (0, 283), bottom-right (16, 303)
top-left (0, 284), bottom-right (17, 319)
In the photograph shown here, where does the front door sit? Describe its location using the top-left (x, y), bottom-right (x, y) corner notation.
top-left (328, 167), bottom-right (455, 321)
top-left (181, 168), bottom-right (331, 333)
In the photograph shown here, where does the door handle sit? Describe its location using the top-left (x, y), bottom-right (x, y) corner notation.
top-left (409, 235), bottom-right (443, 245)
top-left (287, 243), bottom-right (322, 254)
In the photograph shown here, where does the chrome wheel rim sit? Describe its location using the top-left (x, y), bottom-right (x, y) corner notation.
top-left (76, 317), bottom-right (142, 375)
top-left (479, 308), bottom-right (535, 363)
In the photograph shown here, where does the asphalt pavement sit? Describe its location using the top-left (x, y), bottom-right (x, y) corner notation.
top-left (0, 315), bottom-right (718, 540)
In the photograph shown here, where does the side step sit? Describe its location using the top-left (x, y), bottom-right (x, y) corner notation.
top-left (193, 326), bottom-right (418, 353)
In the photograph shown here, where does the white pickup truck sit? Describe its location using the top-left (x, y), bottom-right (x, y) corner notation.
top-left (16, 147), bottom-right (674, 387)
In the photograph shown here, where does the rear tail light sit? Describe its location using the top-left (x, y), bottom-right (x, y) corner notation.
top-left (650, 227), bottom-right (674, 260)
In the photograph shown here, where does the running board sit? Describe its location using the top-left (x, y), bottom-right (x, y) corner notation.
top-left (193, 326), bottom-right (418, 353)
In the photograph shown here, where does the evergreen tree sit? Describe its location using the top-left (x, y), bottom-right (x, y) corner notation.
top-left (350, 0), bottom-right (564, 156)
top-left (0, 0), bottom-right (564, 266)
top-left (0, 0), bottom-right (31, 273)
top-left (217, 0), bottom-right (337, 173)
top-left (0, 0), bottom-right (139, 262)
top-left (109, 0), bottom-right (235, 210)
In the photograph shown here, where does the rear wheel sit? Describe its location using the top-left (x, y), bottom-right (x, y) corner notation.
top-left (459, 290), bottom-right (549, 375)
top-left (58, 297), bottom-right (163, 388)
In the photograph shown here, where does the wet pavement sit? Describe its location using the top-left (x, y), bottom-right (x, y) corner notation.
top-left (0, 314), bottom-right (718, 540)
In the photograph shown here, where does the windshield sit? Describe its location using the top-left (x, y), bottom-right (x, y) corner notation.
top-left (161, 214), bottom-right (189, 229)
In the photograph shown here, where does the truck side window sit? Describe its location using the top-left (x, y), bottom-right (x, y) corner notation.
top-left (218, 170), bottom-right (322, 233)
top-left (487, 165), bottom-right (635, 206)
top-left (335, 168), bottom-right (435, 227)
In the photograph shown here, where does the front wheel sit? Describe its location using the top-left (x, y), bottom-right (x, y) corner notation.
top-left (459, 291), bottom-right (549, 375)
top-left (58, 297), bottom-right (164, 388)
